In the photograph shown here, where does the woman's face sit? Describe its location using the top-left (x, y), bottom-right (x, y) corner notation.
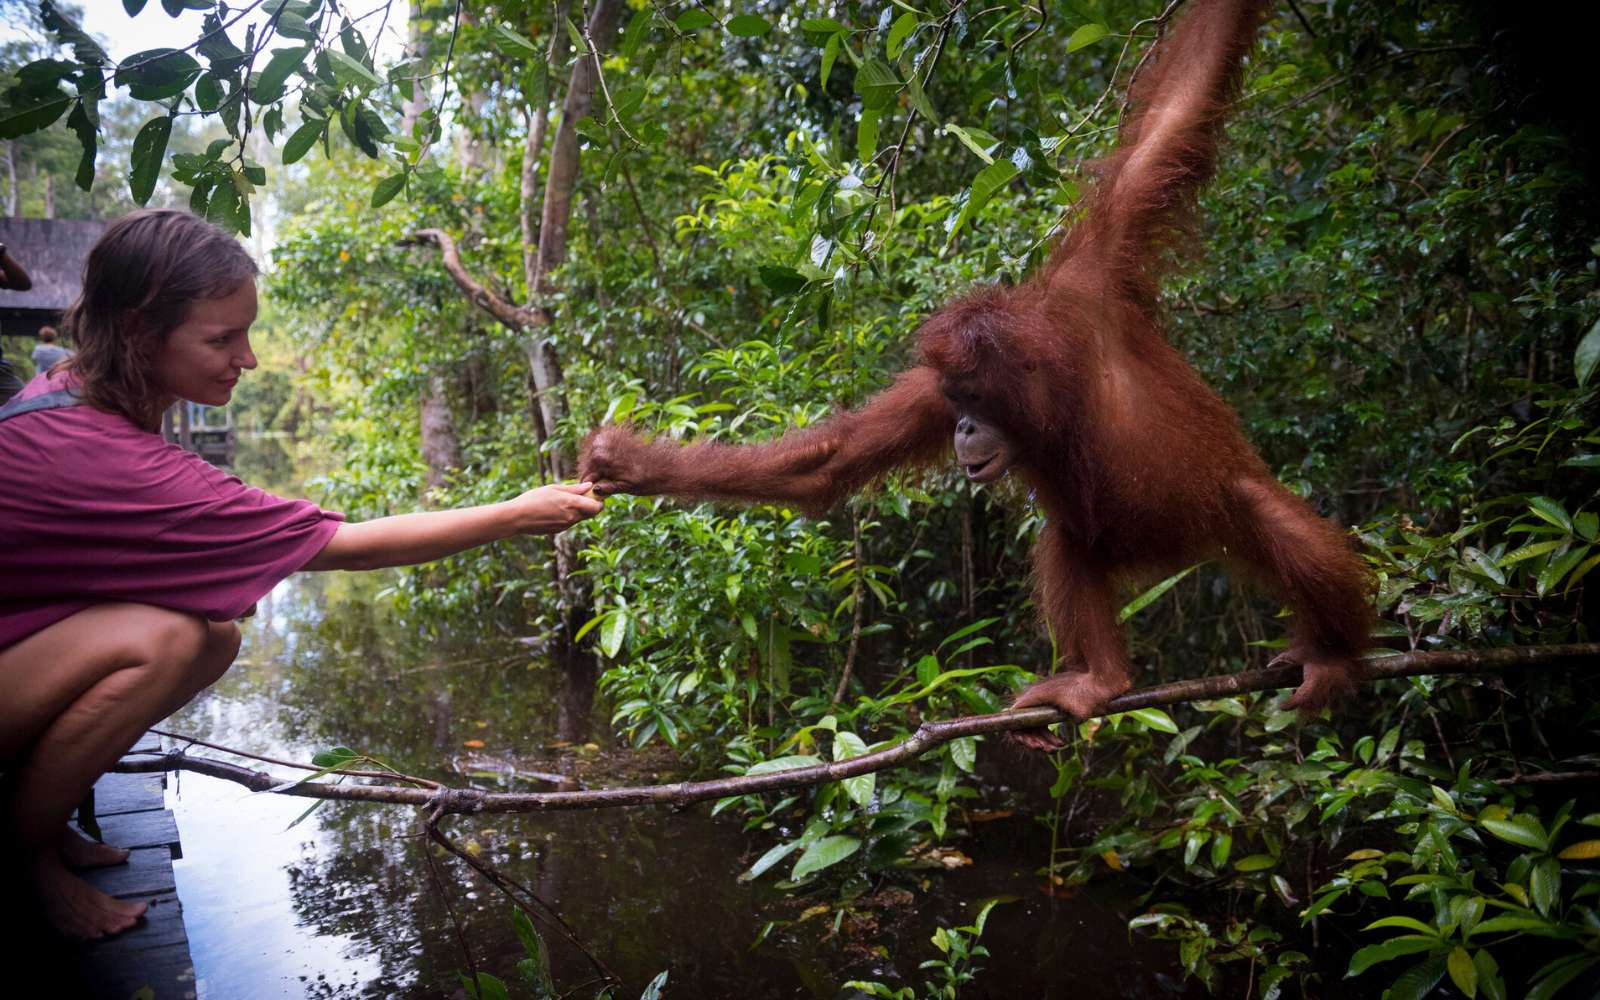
top-left (150, 280), bottom-right (259, 407)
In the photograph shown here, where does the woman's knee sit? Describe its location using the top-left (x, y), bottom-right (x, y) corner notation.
top-left (194, 621), bottom-right (241, 687)
top-left (135, 608), bottom-right (210, 671)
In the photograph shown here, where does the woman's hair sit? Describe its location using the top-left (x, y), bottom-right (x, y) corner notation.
top-left (38, 326), bottom-right (58, 343)
top-left (63, 209), bottom-right (258, 429)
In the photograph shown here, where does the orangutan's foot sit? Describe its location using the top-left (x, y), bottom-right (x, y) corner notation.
top-left (1008, 672), bottom-right (1132, 752)
top-left (59, 825), bottom-right (130, 869)
top-left (1279, 651), bottom-right (1360, 717)
top-left (30, 849), bottom-right (146, 940)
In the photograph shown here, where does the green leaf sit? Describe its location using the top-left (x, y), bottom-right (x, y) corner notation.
top-left (1447, 946), bottom-right (1477, 999)
top-left (251, 45), bottom-right (309, 104)
top-left (821, 33), bottom-right (841, 90)
top-left (15, 59), bottom-right (77, 94)
top-left (1537, 545), bottom-right (1589, 596)
top-left (1481, 817), bottom-right (1548, 851)
top-left (854, 58), bottom-right (899, 111)
top-left (758, 265), bottom-right (807, 296)
top-left (1530, 857), bottom-right (1560, 916)
top-left (1525, 496), bottom-right (1573, 533)
top-left (738, 840), bottom-right (800, 881)
top-left (943, 123), bottom-right (996, 163)
top-left (0, 86), bottom-right (72, 138)
top-left (194, 71), bottom-right (223, 111)
top-left (856, 108), bottom-right (881, 164)
top-left (887, 12), bottom-right (918, 60)
top-left (790, 835), bottom-right (860, 880)
top-left (66, 99), bottom-right (96, 191)
top-left (673, 9), bottom-right (715, 33)
top-left (123, 0), bottom-right (148, 14)
top-left (1469, 915), bottom-right (1554, 936)
top-left (1526, 954), bottom-right (1600, 1000)
top-left (490, 23), bottom-right (539, 57)
top-left (947, 158), bottom-right (1018, 242)
top-left (115, 48), bottom-right (201, 99)
top-left (906, 71), bottom-right (938, 123)
top-left (1346, 936), bottom-right (1438, 976)
top-left (1126, 707), bottom-right (1178, 734)
top-left (1065, 23), bottom-right (1109, 53)
top-left (129, 114), bottom-right (172, 205)
top-left (1119, 564), bottom-right (1200, 623)
top-left (802, 17), bottom-right (847, 40)
top-left (282, 118), bottom-right (325, 164)
top-left (1235, 854), bottom-right (1277, 872)
top-left (726, 15), bottom-right (770, 37)
top-left (599, 609), bottom-right (627, 658)
top-left (1384, 954), bottom-right (1449, 1000)
top-left (745, 754), bottom-right (822, 775)
top-left (620, 12), bottom-right (652, 59)
top-left (370, 171), bottom-right (405, 208)
top-left (834, 731), bottom-right (874, 808)
top-left (325, 49), bottom-right (383, 90)
top-left (1575, 316), bottom-right (1600, 387)
top-left (1497, 540), bottom-right (1563, 567)
top-left (1361, 916), bottom-right (1440, 937)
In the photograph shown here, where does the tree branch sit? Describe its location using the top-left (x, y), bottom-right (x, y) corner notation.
top-left (406, 228), bottom-right (543, 330)
top-left (117, 644), bottom-right (1598, 814)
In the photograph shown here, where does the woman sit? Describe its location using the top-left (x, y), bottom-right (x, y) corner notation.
top-left (0, 209), bottom-right (602, 940)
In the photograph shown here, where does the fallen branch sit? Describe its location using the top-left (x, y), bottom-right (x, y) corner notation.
top-left (118, 644), bottom-right (1597, 814)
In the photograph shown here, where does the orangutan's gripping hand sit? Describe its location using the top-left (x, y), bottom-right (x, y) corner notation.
top-left (579, 426), bottom-right (663, 498)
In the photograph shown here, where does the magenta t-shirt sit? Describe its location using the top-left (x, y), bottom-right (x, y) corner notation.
top-left (0, 371), bottom-right (344, 649)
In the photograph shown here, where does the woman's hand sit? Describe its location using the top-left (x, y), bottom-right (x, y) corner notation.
top-left (505, 481), bottom-right (605, 534)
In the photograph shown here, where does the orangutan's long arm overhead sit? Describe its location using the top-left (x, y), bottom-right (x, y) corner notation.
top-left (579, 366), bottom-right (955, 514)
top-left (1052, 0), bottom-right (1271, 296)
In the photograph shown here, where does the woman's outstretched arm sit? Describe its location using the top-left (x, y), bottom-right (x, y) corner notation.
top-left (302, 482), bottom-right (602, 572)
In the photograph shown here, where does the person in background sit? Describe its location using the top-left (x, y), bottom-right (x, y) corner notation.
top-left (0, 242), bottom-right (35, 404)
top-left (30, 327), bottom-right (72, 373)
top-left (0, 209), bottom-right (605, 941)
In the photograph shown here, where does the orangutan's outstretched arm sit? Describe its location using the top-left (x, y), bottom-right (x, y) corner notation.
top-left (580, 366), bottom-right (954, 514)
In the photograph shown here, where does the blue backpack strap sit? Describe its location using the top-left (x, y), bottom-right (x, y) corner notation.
top-left (0, 388), bottom-right (83, 423)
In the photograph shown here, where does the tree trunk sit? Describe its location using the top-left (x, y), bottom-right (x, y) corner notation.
top-left (531, 0), bottom-right (626, 295)
top-left (420, 375), bottom-right (463, 498)
top-left (2, 140), bottom-right (14, 216)
top-left (403, 5), bottom-right (462, 505)
top-left (528, 0), bottom-right (625, 742)
top-left (415, 0), bottom-right (628, 742)
top-left (42, 170), bottom-right (53, 218)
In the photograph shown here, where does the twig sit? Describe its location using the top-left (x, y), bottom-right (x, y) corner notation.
top-left (425, 821), bottom-right (621, 987)
top-left (115, 644), bottom-right (1600, 813)
top-left (579, 1), bottom-right (641, 147)
top-left (832, 509), bottom-right (866, 704)
top-left (1493, 770), bottom-right (1600, 786)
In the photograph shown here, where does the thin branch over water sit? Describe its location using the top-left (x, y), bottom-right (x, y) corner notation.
top-left (120, 644), bottom-right (1598, 814)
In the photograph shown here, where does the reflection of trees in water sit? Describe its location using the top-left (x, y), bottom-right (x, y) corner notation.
top-left (280, 799), bottom-right (843, 995)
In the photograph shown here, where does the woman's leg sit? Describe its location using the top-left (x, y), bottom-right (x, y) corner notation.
top-left (0, 604), bottom-right (241, 939)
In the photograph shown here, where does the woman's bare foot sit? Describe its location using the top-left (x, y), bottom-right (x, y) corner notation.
top-left (30, 849), bottom-right (146, 940)
top-left (59, 825), bottom-right (130, 869)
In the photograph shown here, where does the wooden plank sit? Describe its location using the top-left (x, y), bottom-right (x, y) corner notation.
top-left (91, 809), bottom-right (181, 855)
top-left (80, 847), bottom-right (175, 899)
top-left (90, 770), bottom-right (166, 817)
top-left (78, 898), bottom-right (199, 1000)
top-left (89, 893), bottom-right (190, 956)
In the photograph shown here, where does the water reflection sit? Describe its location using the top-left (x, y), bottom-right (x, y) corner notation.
top-left (167, 435), bottom-right (1202, 998)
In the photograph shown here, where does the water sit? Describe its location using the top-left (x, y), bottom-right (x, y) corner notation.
top-left (165, 435), bottom-right (1206, 998)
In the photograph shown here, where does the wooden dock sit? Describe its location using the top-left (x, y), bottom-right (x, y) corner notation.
top-left (3, 732), bottom-right (197, 998)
